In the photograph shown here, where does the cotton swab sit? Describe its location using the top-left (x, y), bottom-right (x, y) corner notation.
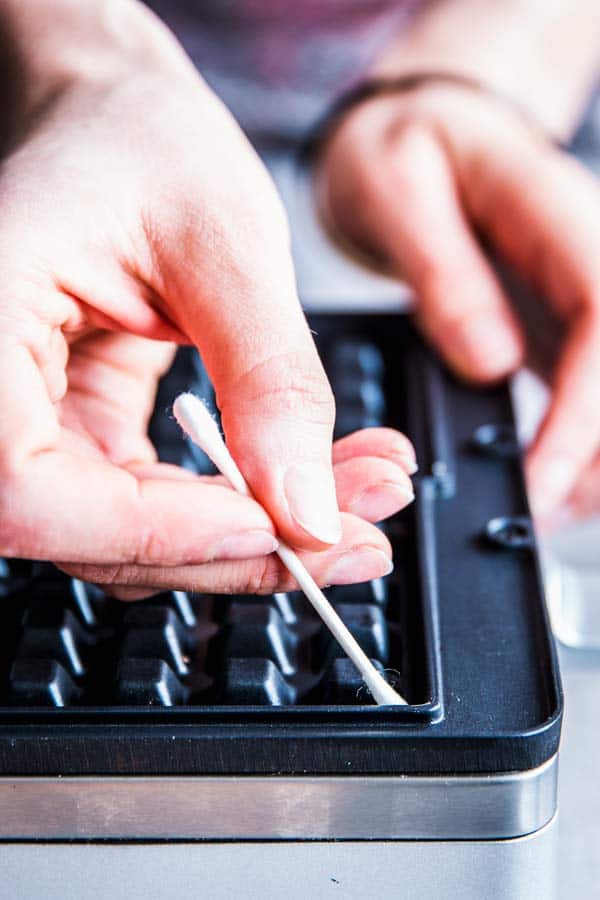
top-left (173, 392), bottom-right (407, 706)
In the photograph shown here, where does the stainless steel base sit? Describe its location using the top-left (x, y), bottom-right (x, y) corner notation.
top-left (0, 756), bottom-right (557, 841)
top-left (557, 644), bottom-right (600, 897)
top-left (0, 817), bottom-right (559, 900)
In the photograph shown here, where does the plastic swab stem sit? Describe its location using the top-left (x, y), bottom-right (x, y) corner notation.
top-left (173, 392), bottom-right (406, 707)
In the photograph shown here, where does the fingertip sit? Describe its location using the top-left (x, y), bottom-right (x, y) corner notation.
top-left (526, 449), bottom-right (579, 522)
top-left (349, 481), bottom-right (414, 522)
top-left (332, 427), bottom-right (417, 473)
top-left (324, 547), bottom-right (393, 585)
top-left (332, 454), bottom-right (415, 522)
top-left (440, 313), bottom-right (525, 383)
top-left (299, 513), bottom-right (393, 586)
top-left (281, 461), bottom-right (342, 549)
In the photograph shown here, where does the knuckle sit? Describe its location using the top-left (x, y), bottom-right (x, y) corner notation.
top-left (253, 556), bottom-right (294, 595)
top-left (201, 558), bottom-right (288, 595)
top-left (50, 564), bottom-right (101, 585)
top-left (81, 565), bottom-right (129, 587)
top-left (228, 351), bottom-right (336, 429)
top-left (270, 377), bottom-right (335, 426)
top-left (243, 556), bottom-right (274, 595)
top-left (235, 556), bottom-right (292, 595)
top-left (131, 481), bottom-right (175, 566)
top-left (133, 523), bottom-right (170, 567)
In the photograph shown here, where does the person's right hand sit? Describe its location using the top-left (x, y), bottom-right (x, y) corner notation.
top-left (317, 81), bottom-right (600, 531)
top-left (0, 0), bottom-right (416, 595)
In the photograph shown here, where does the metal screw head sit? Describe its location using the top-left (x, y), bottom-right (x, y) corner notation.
top-left (471, 424), bottom-right (519, 459)
top-left (484, 516), bottom-right (534, 550)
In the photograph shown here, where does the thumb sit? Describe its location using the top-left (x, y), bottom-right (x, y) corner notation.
top-left (219, 344), bottom-right (341, 550)
top-left (156, 191), bottom-right (341, 551)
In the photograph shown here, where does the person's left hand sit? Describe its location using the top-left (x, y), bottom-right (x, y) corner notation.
top-left (318, 82), bottom-right (600, 531)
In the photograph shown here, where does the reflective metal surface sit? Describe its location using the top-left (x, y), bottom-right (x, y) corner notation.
top-left (0, 756), bottom-right (557, 841)
top-left (0, 817), bottom-right (559, 900)
top-left (557, 644), bottom-right (600, 897)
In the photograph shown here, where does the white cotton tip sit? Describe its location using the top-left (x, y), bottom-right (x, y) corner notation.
top-left (173, 393), bottom-right (248, 495)
top-left (365, 673), bottom-right (407, 706)
top-left (172, 391), bottom-right (408, 707)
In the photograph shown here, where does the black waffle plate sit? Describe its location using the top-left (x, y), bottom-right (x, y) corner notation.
top-left (0, 313), bottom-right (561, 776)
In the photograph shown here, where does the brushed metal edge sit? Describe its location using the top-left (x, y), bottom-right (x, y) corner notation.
top-left (0, 755), bottom-right (557, 841)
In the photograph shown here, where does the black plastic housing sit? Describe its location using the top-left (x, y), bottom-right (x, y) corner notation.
top-left (0, 313), bottom-right (562, 776)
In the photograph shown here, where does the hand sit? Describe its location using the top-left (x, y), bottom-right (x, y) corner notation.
top-left (0, 4), bottom-right (416, 594)
top-left (59, 424), bottom-right (416, 598)
top-left (318, 82), bottom-right (600, 529)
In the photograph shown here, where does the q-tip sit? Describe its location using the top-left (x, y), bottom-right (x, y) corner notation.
top-left (173, 391), bottom-right (407, 706)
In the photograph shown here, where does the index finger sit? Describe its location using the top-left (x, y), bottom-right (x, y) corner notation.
top-left (462, 146), bottom-right (600, 521)
top-left (0, 341), bottom-right (276, 565)
top-left (526, 310), bottom-right (600, 520)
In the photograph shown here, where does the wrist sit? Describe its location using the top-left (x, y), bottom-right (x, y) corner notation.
top-left (372, 0), bottom-right (600, 142)
top-left (1, 0), bottom-right (193, 119)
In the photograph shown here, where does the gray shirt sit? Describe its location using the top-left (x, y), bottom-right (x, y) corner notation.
top-left (144, 1), bottom-right (422, 144)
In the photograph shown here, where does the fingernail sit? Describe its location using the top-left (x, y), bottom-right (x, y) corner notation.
top-left (326, 548), bottom-right (393, 585)
top-left (284, 462), bottom-right (342, 544)
top-left (391, 453), bottom-right (418, 475)
top-left (530, 456), bottom-right (578, 520)
top-left (351, 482), bottom-right (414, 521)
top-left (458, 316), bottom-right (520, 376)
top-left (215, 531), bottom-right (279, 560)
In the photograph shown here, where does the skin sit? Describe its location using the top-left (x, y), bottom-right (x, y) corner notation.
top-left (0, 0), bottom-right (416, 598)
top-left (2, 0), bottom-right (600, 602)
top-left (318, 0), bottom-right (600, 532)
